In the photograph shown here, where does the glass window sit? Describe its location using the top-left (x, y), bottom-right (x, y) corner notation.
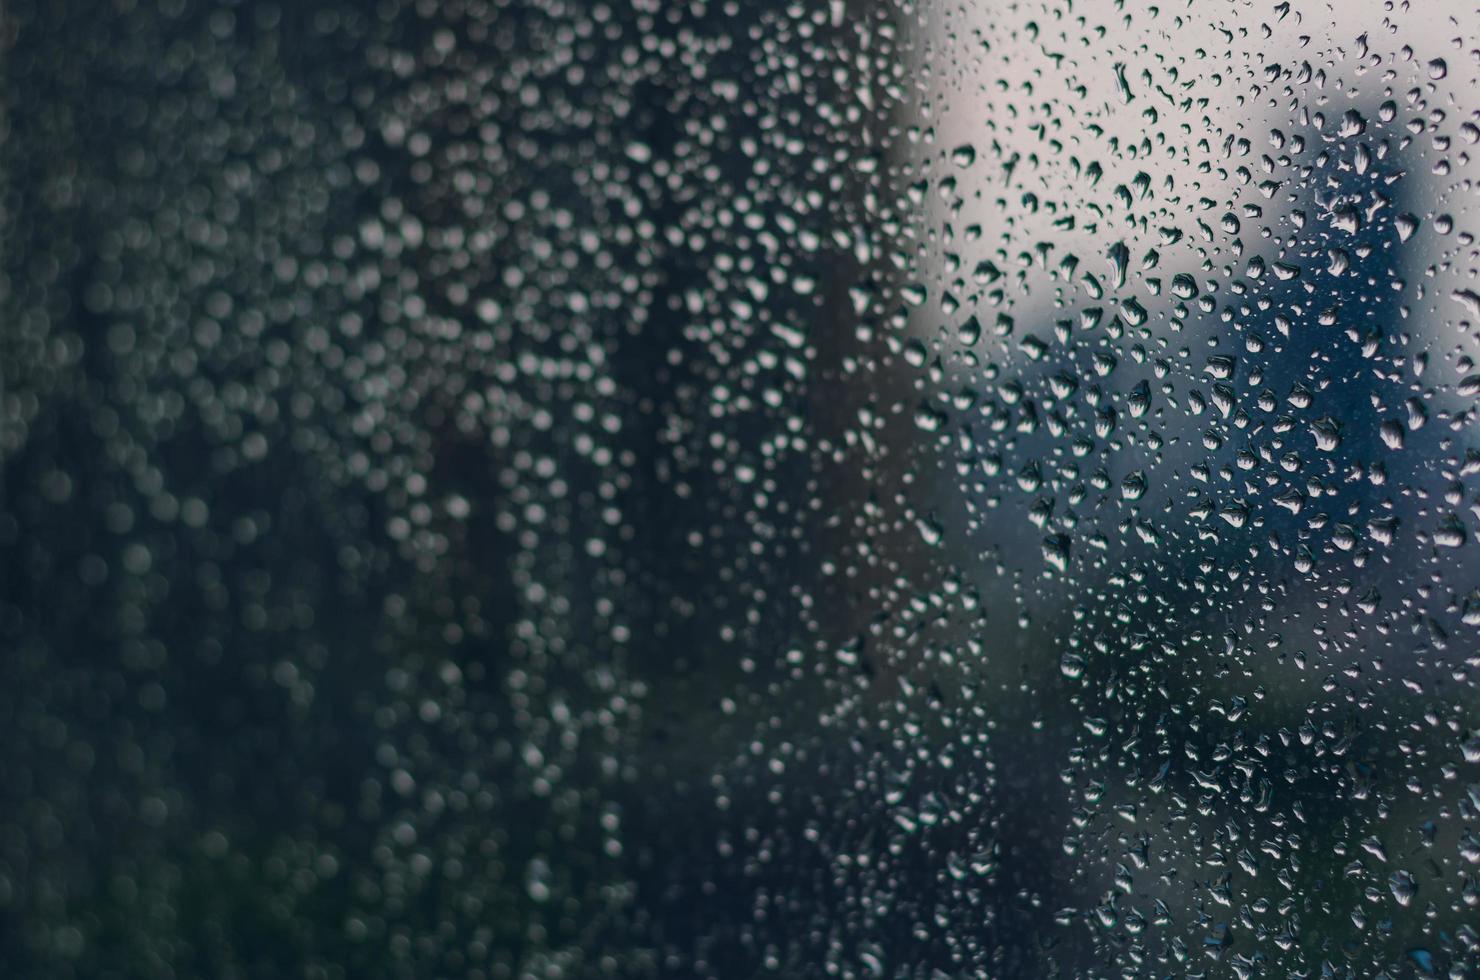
top-left (2, 0), bottom-right (1477, 976)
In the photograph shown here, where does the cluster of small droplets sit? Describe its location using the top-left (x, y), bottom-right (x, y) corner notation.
top-left (3, 0), bottom-right (1480, 978)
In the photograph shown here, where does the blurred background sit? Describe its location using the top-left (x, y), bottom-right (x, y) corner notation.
top-left (2, 0), bottom-right (1478, 977)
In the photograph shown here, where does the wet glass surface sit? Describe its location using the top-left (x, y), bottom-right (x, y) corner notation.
top-left (3, 1), bottom-right (1480, 977)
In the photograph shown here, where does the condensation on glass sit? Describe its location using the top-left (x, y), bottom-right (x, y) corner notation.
top-left (1, 0), bottom-right (1478, 977)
